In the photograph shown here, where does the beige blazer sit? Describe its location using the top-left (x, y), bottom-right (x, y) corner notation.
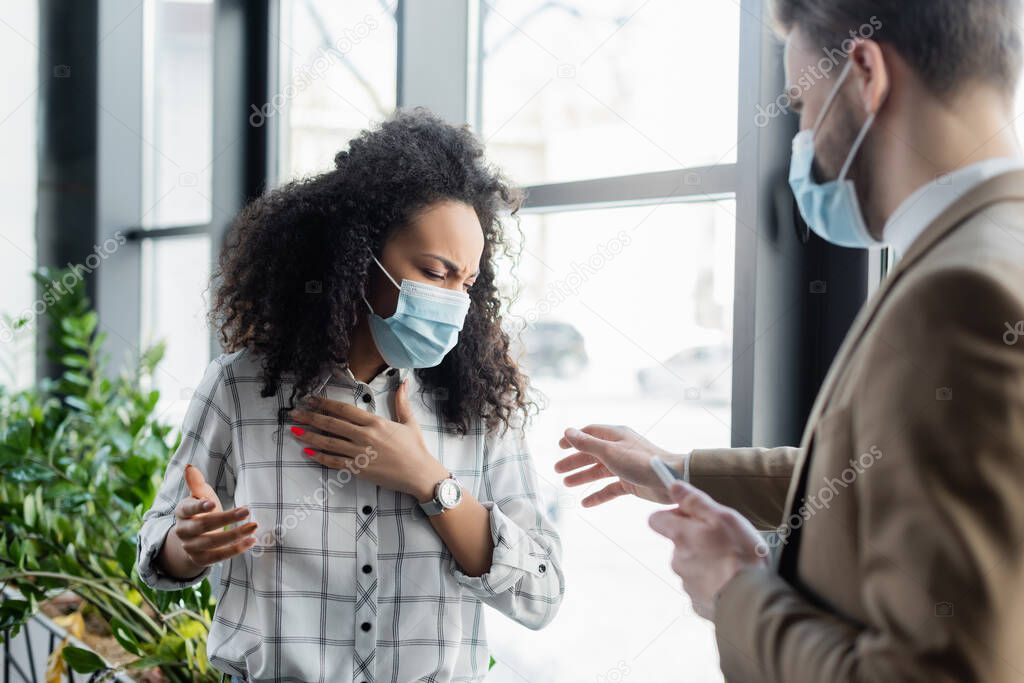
top-left (689, 171), bottom-right (1024, 682)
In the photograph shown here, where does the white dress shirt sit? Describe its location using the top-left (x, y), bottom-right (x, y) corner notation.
top-left (883, 156), bottom-right (1024, 259)
top-left (136, 349), bottom-right (564, 682)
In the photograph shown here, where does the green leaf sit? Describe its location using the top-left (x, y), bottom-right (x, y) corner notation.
top-left (8, 461), bottom-right (56, 483)
top-left (2, 420), bottom-right (31, 453)
top-left (63, 371), bottom-right (92, 388)
top-left (23, 494), bottom-right (35, 528)
top-left (62, 645), bottom-right (107, 673)
top-left (0, 599), bottom-right (30, 631)
top-left (154, 634), bottom-right (188, 660)
top-left (64, 395), bottom-right (89, 412)
top-left (57, 550), bottom-right (84, 575)
top-left (56, 516), bottom-right (74, 541)
top-left (60, 353), bottom-right (88, 368)
top-left (123, 654), bottom-right (174, 669)
top-left (59, 316), bottom-right (79, 335)
top-left (60, 335), bottom-right (89, 350)
top-left (116, 537), bottom-right (137, 578)
top-left (81, 311), bottom-right (98, 335)
top-left (176, 619), bottom-right (207, 640)
top-left (110, 617), bottom-right (143, 656)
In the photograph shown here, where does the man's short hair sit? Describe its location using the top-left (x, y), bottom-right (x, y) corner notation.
top-left (772, 0), bottom-right (1023, 96)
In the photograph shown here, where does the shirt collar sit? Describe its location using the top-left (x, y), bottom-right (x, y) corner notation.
top-left (333, 362), bottom-right (411, 392)
top-left (882, 156), bottom-right (1024, 260)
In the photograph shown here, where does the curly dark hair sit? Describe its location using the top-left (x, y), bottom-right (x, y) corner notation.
top-left (209, 107), bottom-right (536, 436)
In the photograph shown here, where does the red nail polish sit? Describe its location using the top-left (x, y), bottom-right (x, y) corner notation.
top-left (291, 426), bottom-right (305, 436)
top-left (303, 447), bottom-right (316, 456)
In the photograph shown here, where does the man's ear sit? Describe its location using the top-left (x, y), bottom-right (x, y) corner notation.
top-left (849, 39), bottom-right (890, 115)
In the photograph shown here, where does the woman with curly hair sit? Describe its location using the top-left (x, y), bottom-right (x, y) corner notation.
top-left (135, 108), bottom-right (565, 682)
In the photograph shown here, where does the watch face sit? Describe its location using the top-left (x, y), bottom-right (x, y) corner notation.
top-left (437, 478), bottom-right (462, 508)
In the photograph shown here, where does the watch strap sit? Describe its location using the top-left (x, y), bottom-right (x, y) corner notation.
top-left (419, 497), bottom-right (445, 516)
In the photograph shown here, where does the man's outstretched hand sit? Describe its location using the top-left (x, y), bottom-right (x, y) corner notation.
top-left (555, 424), bottom-right (685, 506)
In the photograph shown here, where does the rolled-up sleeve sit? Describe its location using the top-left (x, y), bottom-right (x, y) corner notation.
top-left (449, 417), bottom-right (566, 630)
top-left (136, 355), bottom-right (236, 591)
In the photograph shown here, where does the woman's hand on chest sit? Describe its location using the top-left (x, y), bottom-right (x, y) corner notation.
top-left (287, 379), bottom-right (448, 503)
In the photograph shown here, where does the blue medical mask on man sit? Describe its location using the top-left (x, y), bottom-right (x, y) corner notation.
top-left (789, 58), bottom-right (887, 249)
top-left (362, 254), bottom-right (471, 369)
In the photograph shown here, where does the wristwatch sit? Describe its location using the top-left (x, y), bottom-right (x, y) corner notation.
top-left (419, 473), bottom-right (463, 516)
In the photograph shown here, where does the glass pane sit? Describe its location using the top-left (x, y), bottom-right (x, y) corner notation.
top-left (141, 0), bottom-right (214, 227)
top-left (487, 201), bottom-right (735, 682)
top-left (0, 0), bottom-right (39, 389)
top-left (479, 0), bottom-right (740, 186)
top-left (141, 235), bottom-right (212, 427)
top-left (277, 0), bottom-right (398, 181)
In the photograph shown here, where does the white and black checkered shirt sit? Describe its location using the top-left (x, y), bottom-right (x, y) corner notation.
top-left (136, 349), bottom-right (565, 682)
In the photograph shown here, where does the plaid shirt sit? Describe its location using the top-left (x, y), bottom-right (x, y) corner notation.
top-left (136, 349), bottom-right (565, 682)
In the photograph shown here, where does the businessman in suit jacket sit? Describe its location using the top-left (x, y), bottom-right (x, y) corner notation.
top-left (556, 1), bottom-right (1024, 681)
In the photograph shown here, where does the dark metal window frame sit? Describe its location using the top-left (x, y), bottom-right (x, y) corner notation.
top-left (95, 0), bottom-right (271, 368)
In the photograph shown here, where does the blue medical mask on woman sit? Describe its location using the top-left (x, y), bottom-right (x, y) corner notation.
top-left (362, 255), bottom-right (471, 369)
top-left (789, 58), bottom-right (885, 249)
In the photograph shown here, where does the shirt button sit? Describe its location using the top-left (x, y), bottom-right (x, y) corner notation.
top-left (387, 368), bottom-right (397, 376)
top-left (361, 622), bottom-right (371, 632)
top-left (538, 563), bottom-right (547, 574)
top-left (362, 505), bottom-right (372, 515)
top-left (362, 564), bottom-right (372, 574)
top-left (362, 393), bottom-right (372, 403)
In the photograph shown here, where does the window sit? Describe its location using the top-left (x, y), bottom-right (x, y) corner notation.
top-left (140, 0), bottom-right (216, 423)
top-left (473, 2), bottom-right (740, 679)
top-left (276, 0), bottom-right (398, 181)
top-left (487, 202), bottom-right (735, 681)
top-left (0, 0), bottom-right (39, 390)
top-left (478, 0), bottom-right (740, 185)
top-left (141, 236), bottom-right (213, 426)
top-left (142, 0), bottom-right (214, 227)
top-left (502, 204), bottom-right (735, 419)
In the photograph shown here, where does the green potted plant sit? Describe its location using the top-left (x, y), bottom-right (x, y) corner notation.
top-left (0, 268), bottom-right (222, 682)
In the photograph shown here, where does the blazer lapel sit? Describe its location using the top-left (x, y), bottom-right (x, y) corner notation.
top-left (777, 169), bottom-right (1024, 533)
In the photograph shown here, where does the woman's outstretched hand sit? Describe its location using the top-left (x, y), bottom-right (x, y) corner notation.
top-left (555, 425), bottom-right (685, 507)
top-left (158, 465), bottom-right (257, 579)
top-left (288, 379), bottom-right (448, 502)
